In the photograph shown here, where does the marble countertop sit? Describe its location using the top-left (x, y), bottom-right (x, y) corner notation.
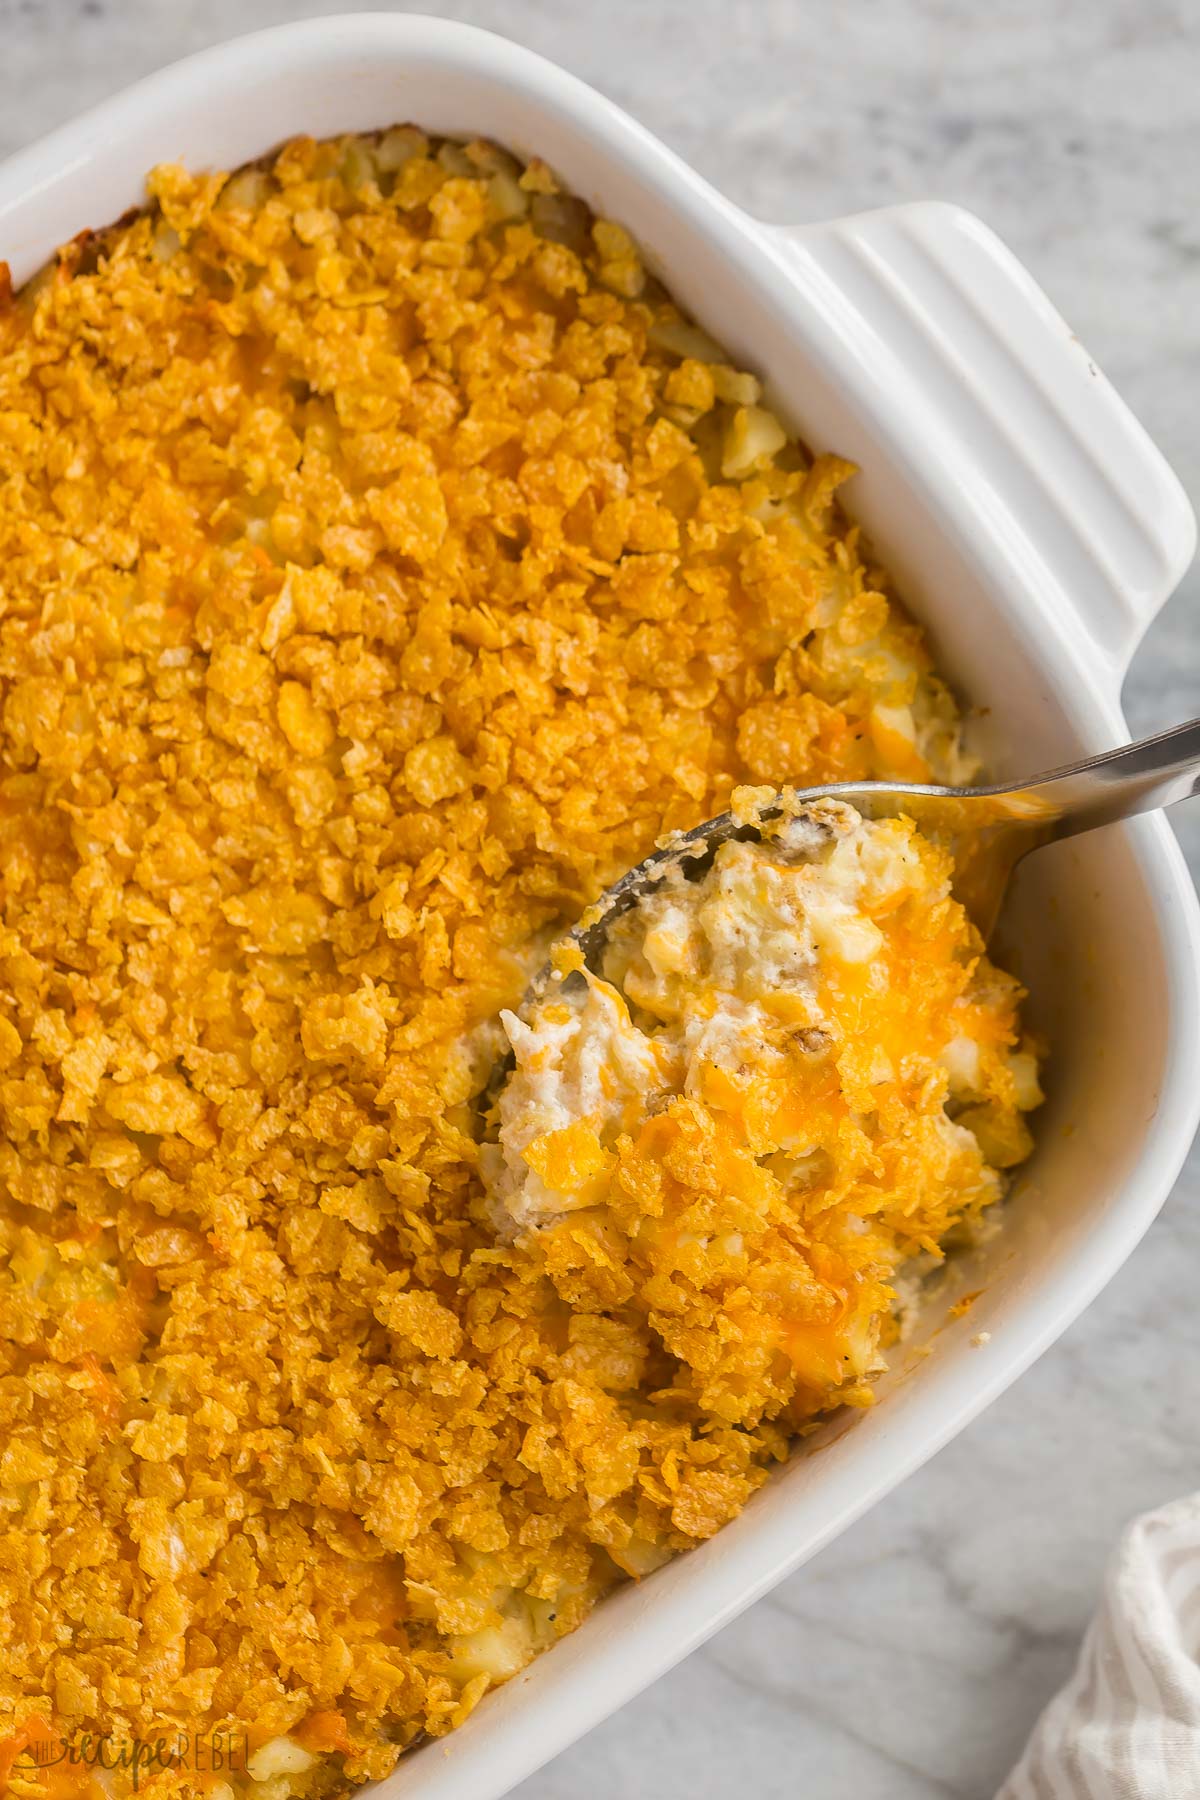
top-left (3, 3), bottom-right (1197, 1795)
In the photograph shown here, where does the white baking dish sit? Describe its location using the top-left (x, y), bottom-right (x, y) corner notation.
top-left (3, 16), bottom-right (1197, 1797)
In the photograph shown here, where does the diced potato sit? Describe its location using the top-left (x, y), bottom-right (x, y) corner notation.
top-left (488, 169), bottom-right (529, 222)
top-left (711, 365), bottom-right (763, 407)
top-left (437, 140), bottom-right (478, 178)
top-left (448, 1610), bottom-right (536, 1683)
top-left (609, 1536), bottom-right (673, 1579)
top-left (340, 139), bottom-right (378, 191)
top-left (1007, 1048), bottom-right (1045, 1110)
top-left (647, 317), bottom-right (725, 363)
top-left (810, 908), bottom-right (884, 965)
top-left (721, 404), bottom-right (786, 478)
top-left (642, 918), bottom-right (690, 975)
top-left (375, 125), bottom-right (427, 171)
top-left (941, 1032), bottom-right (982, 1094)
top-left (217, 169), bottom-right (273, 213)
top-left (246, 1738), bottom-right (317, 1783)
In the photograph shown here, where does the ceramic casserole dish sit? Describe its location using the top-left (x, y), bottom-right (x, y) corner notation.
top-left (1, 15), bottom-right (1198, 1798)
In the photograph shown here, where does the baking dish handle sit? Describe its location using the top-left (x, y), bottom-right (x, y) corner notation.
top-left (764, 202), bottom-right (1195, 681)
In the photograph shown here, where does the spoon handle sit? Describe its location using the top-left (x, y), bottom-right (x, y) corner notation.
top-left (1025, 715), bottom-right (1200, 841)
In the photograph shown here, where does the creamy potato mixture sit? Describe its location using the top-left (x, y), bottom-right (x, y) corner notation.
top-left (0, 126), bottom-right (1037, 1800)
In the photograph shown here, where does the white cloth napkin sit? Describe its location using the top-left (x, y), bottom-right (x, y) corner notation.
top-left (998, 1495), bottom-right (1200, 1798)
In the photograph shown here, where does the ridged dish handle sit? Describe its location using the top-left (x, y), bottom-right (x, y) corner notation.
top-left (766, 203), bottom-right (1195, 680)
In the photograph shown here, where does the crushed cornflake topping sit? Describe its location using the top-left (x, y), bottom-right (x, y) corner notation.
top-left (0, 126), bottom-right (1030, 1799)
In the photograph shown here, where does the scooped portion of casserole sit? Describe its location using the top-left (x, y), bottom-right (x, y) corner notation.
top-left (488, 794), bottom-right (1040, 1425)
top-left (0, 128), bottom-right (1038, 1799)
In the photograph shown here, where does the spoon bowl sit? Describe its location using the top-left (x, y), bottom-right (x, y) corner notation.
top-left (547, 713), bottom-right (1200, 987)
top-left (480, 715), bottom-right (1200, 1116)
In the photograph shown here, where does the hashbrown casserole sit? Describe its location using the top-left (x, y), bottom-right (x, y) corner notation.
top-left (0, 126), bottom-right (1038, 1798)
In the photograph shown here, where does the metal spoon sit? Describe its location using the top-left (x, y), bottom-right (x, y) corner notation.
top-left (553, 713), bottom-right (1200, 976)
top-left (479, 715), bottom-right (1199, 1113)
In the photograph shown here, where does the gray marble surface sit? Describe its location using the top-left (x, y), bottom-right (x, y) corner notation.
top-left (2, 3), bottom-right (1197, 1795)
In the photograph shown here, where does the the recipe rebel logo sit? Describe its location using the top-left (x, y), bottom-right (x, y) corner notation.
top-left (5, 1719), bottom-right (248, 1791)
